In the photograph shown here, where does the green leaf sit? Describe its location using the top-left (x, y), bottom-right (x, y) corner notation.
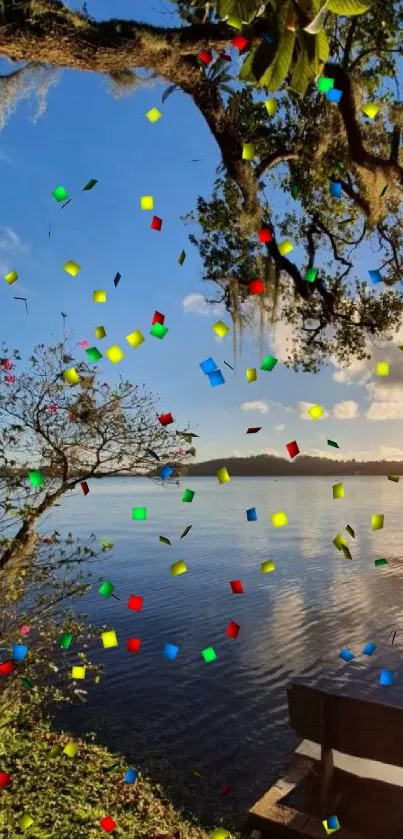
top-left (290, 49), bottom-right (313, 96)
top-left (316, 29), bottom-right (330, 64)
top-left (260, 29), bottom-right (296, 91)
top-left (327, 0), bottom-right (371, 14)
top-left (216, 0), bottom-right (240, 18)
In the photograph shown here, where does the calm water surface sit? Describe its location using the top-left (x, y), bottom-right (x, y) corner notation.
top-left (45, 476), bottom-right (403, 830)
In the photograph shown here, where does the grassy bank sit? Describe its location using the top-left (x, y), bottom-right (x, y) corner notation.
top-left (0, 722), bottom-right (223, 838)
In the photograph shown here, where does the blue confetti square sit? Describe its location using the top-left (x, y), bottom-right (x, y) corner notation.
top-left (208, 369), bottom-right (225, 387)
top-left (339, 648), bottom-right (355, 663)
top-left (327, 88), bottom-right (343, 103)
top-left (159, 464), bottom-right (174, 480)
top-left (368, 270), bottom-right (382, 284)
top-left (124, 768), bottom-right (138, 784)
top-left (12, 644), bottom-right (27, 662)
top-left (163, 643), bottom-right (179, 662)
top-left (260, 31), bottom-right (276, 44)
top-left (379, 668), bottom-right (394, 686)
top-left (362, 642), bottom-right (376, 656)
top-left (330, 182), bottom-right (342, 199)
top-left (327, 815), bottom-right (339, 830)
top-left (199, 357), bottom-right (218, 375)
top-left (246, 507), bottom-right (258, 521)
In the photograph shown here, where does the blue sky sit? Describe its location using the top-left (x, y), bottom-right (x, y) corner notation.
top-left (1, 0), bottom-right (403, 463)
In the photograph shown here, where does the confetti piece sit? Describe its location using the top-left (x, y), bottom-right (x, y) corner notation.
top-left (105, 763), bottom-right (122, 773)
top-left (94, 326), bottom-right (106, 340)
top-left (147, 449), bottom-right (160, 461)
top-left (105, 345), bottom-right (125, 363)
top-left (198, 49), bottom-right (213, 65)
top-left (152, 310), bottom-right (165, 326)
top-left (369, 269), bottom-right (382, 284)
top-left (327, 439), bottom-right (339, 448)
top-left (260, 354), bottom-right (278, 371)
top-left (271, 511), bottom-right (288, 528)
top-left (159, 535), bottom-right (172, 545)
top-left (63, 742), bottom-right (78, 758)
top-left (247, 427), bottom-right (262, 434)
top-left (362, 642), bottom-right (376, 656)
top-left (372, 514), bottom-right (384, 531)
top-left (346, 525), bottom-right (355, 538)
top-left (180, 525), bottom-right (192, 539)
top-left (317, 76), bottom-right (334, 93)
top-left (71, 665), bottom-right (86, 679)
top-left (163, 643), bottom-right (179, 661)
top-left (202, 646), bottom-right (217, 663)
top-left (200, 357), bottom-right (218, 374)
top-left (226, 620), bottom-right (240, 639)
top-left (265, 98), bottom-right (277, 116)
top-left (339, 649), bottom-right (355, 663)
top-left (379, 669), bottom-right (394, 686)
top-left (232, 34), bottom-right (249, 50)
top-left (171, 560), bottom-right (187, 576)
top-left (322, 815), bottom-right (340, 835)
top-left (380, 184), bottom-right (388, 197)
top-left (100, 816), bottom-right (117, 833)
top-left (333, 482), bottom-right (344, 499)
top-left (86, 347), bottom-right (102, 362)
top-left (64, 367), bottom-right (80, 385)
top-left (376, 361), bottom-right (389, 376)
top-left (160, 464), bottom-right (174, 480)
top-left (249, 278), bottom-right (265, 294)
top-left (124, 768), bottom-right (138, 783)
top-left (19, 815), bottom-right (34, 831)
top-left (362, 102), bottom-right (379, 118)
top-left (261, 560), bottom-right (276, 572)
top-left (246, 507), bottom-right (257, 521)
top-left (258, 227), bottom-right (273, 243)
top-left (98, 581), bottom-right (114, 598)
top-left (127, 638), bottom-right (141, 653)
top-left (230, 579), bottom-right (243, 594)
top-left (212, 320), bottom-right (230, 337)
top-left (304, 267), bottom-right (318, 283)
top-left (286, 440), bottom-right (299, 459)
top-left (28, 469), bottom-right (44, 488)
top-left (330, 181), bottom-right (342, 199)
top-left (132, 507), bottom-right (147, 521)
top-left (83, 178), bottom-right (98, 191)
top-left (19, 625), bottom-right (31, 636)
top-left (242, 142), bottom-right (254, 160)
top-left (374, 558), bottom-right (388, 567)
top-left (208, 369), bottom-right (225, 386)
top-left (217, 466), bottom-right (230, 484)
top-left (11, 644), bottom-right (27, 662)
top-left (127, 595), bottom-right (144, 611)
top-left (0, 773), bottom-right (11, 788)
top-left (59, 632), bottom-right (73, 648)
top-left (388, 474), bottom-right (400, 482)
top-left (63, 260), bottom-right (81, 277)
top-left (158, 412), bottom-right (174, 426)
top-left (182, 488), bottom-right (195, 503)
top-left (113, 272), bottom-right (121, 288)
top-left (309, 404), bottom-right (324, 420)
top-left (126, 330), bottom-right (145, 349)
top-left (146, 106), bottom-right (162, 123)
top-left (4, 270), bottom-right (18, 285)
top-left (278, 239), bottom-right (294, 256)
top-left (93, 290), bottom-right (107, 303)
top-left (178, 249), bottom-right (186, 265)
top-left (327, 88), bottom-right (343, 103)
top-left (151, 215), bottom-right (162, 231)
top-left (150, 322), bottom-right (169, 339)
top-left (140, 195), bottom-right (154, 210)
top-left (220, 784), bottom-right (231, 796)
top-left (246, 367), bottom-right (257, 383)
top-left (211, 829), bottom-right (230, 839)
top-left (101, 630), bottom-right (118, 649)
top-left (52, 185), bottom-right (69, 202)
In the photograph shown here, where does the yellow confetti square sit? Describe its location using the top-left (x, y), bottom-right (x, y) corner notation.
top-left (362, 103), bottom-right (379, 119)
top-left (242, 143), bottom-right (255, 161)
top-left (140, 195), bottom-right (154, 210)
top-left (146, 107), bottom-right (162, 123)
top-left (376, 361), bottom-right (389, 376)
top-left (4, 270), bottom-right (18, 285)
top-left (105, 345), bottom-right (125, 364)
top-left (19, 815), bottom-right (34, 831)
top-left (217, 467), bottom-right (230, 484)
top-left (101, 630), bottom-right (118, 649)
top-left (211, 829), bottom-right (230, 839)
top-left (93, 290), bottom-right (106, 303)
top-left (63, 741), bottom-right (78, 758)
top-left (371, 513), bottom-right (384, 531)
top-left (71, 666), bottom-right (86, 679)
top-left (63, 260), bottom-right (81, 277)
top-left (126, 330), bottom-right (145, 349)
top-left (212, 320), bottom-right (230, 338)
top-left (171, 560), bottom-right (187, 576)
top-left (265, 98), bottom-right (278, 116)
top-left (246, 368), bottom-right (257, 383)
top-left (278, 240), bottom-right (294, 256)
top-left (333, 482), bottom-right (344, 499)
top-left (271, 511), bottom-right (288, 528)
top-left (261, 560), bottom-right (276, 573)
top-left (309, 404), bottom-right (324, 420)
top-left (322, 816), bottom-right (340, 835)
top-left (64, 367), bottom-right (80, 385)
top-left (94, 326), bottom-right (106, 340)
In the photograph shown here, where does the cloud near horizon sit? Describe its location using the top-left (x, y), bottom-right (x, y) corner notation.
top-left (241, 400), bottom-right (269, 414)
top-left (182, 293), bottom-right (224, 317)
top-left (332, 400), bottom-right (359, 419)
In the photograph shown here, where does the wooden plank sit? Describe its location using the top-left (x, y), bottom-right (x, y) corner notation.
top-left (288, 683), bottom-right (403, 768)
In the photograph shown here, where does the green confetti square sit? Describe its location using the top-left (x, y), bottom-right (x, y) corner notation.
top-left (182, 489), bottom-right (195, 503)
top-left (150, 323), bottom-right (169, 339)
top-left (291, 184), bottom-right (299, 199)
top-left (98, 580), bottom-right (114, 598)
top-left (304, 267), bottom-right (318, 283)
top-left (86, 346), bottom-right (103, 362)
top-left (375, 558), bottom-right (389, 567)
top-left (59, 632), bottom-right (73, 649)
top-left (178, 249), bottom-right (186, 265)
top-left (20, 677), bottom-right (32, 689)
top-left (388, 474), bottom-right (400, 482)
top-left (83, 178), bottom-right (98, 191)
top-left (201, 646), bottom-right (217, 663)
top-left (346, 525), bottom-right (355, 539)
top-left (317, 77), bottom-right (334, 93)
top-left (132, 507), bottom-right (147, 521)
top-left (52, 185), bottom-right (69, 203)
top-left (327, 439), bottom-right (339, 448)
top-left (260, 354), bottom-right (278, 372)
top-left (28, 470), bottom-right (44, 488)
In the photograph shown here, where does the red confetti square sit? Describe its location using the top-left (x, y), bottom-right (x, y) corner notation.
top-left (220, 784), bottom-right (231, 796)
top-left (249, 279), bottom-right (265, 295)
top-left (232, 34), bottom-right (249, 50)
top-left (0, 662), bottom-right (14, 677)
top-left (198, 49), bottom-right (213, 65)
top-left (226, 620), bottom-right (240, 639)
top-left (100, 816), bottom-right (117, 833)
top-left (230, 580), bottom-right (243, 594)
top-left (80, 481), bottom-right (89, 495)
top-left (286, 440), bottom-right (300, 459)
top-left (158, 412), bottom-right (174, 426)
top-left (247, 427), bottom-right (262, 434)
top-left (151, 216), bottom-right (162, 231)
top-left (127, 595), bottom-right (144, 612)
top-left (258, 227), bottom-right (273, 243)
top-left (219, 52), bottom-right (231, 61)
top-left (152, 310), bottom-right (165, 326)
top-left (127, 638), bottom-right (141, 653)
top-left (0, 772), bottom-right (11, 788)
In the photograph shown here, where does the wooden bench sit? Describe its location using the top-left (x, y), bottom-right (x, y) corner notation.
top-left (248, 658), bottom-right (403, 838)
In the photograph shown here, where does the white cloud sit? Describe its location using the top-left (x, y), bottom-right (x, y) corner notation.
top-left (332, 400), bottom-right (359, 419)
top-left (182, 293), bottom-right (224, 317)
top-left (366, 402), bottom-right (403, 421)
top-left (0, 226), bottom-right (27, 254)
top-left (241, 400), bottom-right (269, 414)
top-left (0, 148), bottom-right (12, 164)
top-left (275, 424), bottom-right (285, 432)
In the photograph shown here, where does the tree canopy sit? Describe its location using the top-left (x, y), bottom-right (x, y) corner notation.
top-left (0, 0), bottom-right (403, 369)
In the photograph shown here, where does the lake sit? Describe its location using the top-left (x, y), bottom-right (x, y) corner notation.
top-left (46, 475), bottom-right (403, 831)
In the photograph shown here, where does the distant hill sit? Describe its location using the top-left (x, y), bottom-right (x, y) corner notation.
top-left (187, 454), bottom-right (402, 477)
